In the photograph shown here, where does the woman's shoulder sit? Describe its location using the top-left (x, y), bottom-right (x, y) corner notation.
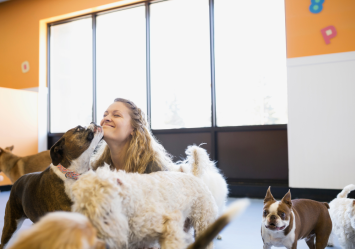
top-left (144, 160), bottom-right (167, 174)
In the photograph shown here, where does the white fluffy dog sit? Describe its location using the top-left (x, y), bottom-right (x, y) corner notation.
top-left (70, 164), bottom-right (218, 249)
top-left (168, 146), bottom-right (228, 240)
top-left (170, 146), bottom-right (229, 220)
top-left (329, 184), bottom-right (355, 249)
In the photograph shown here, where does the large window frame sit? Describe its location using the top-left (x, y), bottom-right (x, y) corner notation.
top-left (47, 0), bottom-right (287, 180)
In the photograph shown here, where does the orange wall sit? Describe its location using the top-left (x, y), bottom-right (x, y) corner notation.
top-left (2, 0), bottom-right (355, 90)
top-left (0, 87), bottom-right (38, 185)
top-left (0, 0), bottom-right (127, 90)
top-left (285, 0), bottom-right (355, 58)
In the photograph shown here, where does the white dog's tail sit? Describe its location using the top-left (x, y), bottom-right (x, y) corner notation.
top-left (187, 199), bottom-right (250, 249)
top-left (337, 184), bottom-right (355, 198)
top-left (185, 145), bottom-right (217, 177)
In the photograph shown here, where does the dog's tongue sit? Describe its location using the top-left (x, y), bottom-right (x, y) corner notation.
top-left (274, 225), bottom-right (285, 231)
top-left (267, 224), bottom-right (285, 230)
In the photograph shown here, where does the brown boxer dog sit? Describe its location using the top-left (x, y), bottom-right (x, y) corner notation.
top-left (0, 146), bottom-right (51, 183)
top-left (0, 123), bottom-right (103, 249)
top-left (261, 187), bottom-right (332, 249)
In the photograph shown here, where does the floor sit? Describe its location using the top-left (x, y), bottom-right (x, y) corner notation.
top-left (0, 191), bottom-right (341, 248)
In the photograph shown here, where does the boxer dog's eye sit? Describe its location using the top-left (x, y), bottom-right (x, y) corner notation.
top-left (87, 131), bottom-right (94, 141)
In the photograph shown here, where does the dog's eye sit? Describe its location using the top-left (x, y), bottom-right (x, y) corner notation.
top-left (280, 212), bottom-right (285, 218)
top-left (263, 210), bottom-right (268, 216)
top-left (87, 131), bottom-right (94, 141)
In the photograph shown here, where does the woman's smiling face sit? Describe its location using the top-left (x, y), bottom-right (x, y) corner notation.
top-left (100, 102), bottom-right (134, 144)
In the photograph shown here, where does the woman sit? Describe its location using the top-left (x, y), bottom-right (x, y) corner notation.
top-left (92, 98), bottom-right (173, 174)
top-left (92, 98), bottom-right (173, 249)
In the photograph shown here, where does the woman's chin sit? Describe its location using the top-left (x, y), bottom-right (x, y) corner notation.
top-left (102, 130), bottom-right (112, 141)
top-left (102, 133), bottom-right (117, 143)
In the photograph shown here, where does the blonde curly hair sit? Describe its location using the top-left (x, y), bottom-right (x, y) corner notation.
top-left (92, 98), bottom-right (173, 173)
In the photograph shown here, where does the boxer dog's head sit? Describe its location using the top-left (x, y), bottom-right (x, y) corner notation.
top-left (262, 187), bottom-right (293, 232)
top-left (50, 122), bottom-right (103, 174)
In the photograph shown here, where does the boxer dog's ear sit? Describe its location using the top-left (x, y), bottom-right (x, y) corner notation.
top-left (5, 145), bottom-right (14, 152)
top-left (281, 190), bottom-right (292, 208)
top-left (50, 138), bottom-right (65, 166)
top-left (264, 186), bottom-right (276, 204)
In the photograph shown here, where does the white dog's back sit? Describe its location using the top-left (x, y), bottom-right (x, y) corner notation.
top-left (71, 164), bottom-right (218, 249)
top-left (329, 184), bottom-right (355, 248)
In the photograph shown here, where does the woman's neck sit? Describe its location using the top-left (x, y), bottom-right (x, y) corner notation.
top-left (105, 139), bottom-right (130, 171)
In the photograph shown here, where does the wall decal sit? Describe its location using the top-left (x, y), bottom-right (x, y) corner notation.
top-left (309, 0), bottom-right (324, 14)
top-left (321, 25), bottom-right (337, 44)
top-left (21, 61), bottom-right (30, 73)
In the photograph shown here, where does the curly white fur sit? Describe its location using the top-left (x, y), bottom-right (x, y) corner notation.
top-left (329, 184), bottom-right (355, 249)
top-left (171, 145), bottom-right (229, 217)
top-left (70, 164), bottom-right (218, 249)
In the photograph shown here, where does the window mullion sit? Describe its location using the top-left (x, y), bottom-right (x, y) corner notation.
top-left (92, 13), bottom-right (97, 124)
top-left (146, 1), bottom-right (152, 128)
top-left (209, 0), bottom-right (217, 128)
top-left (47, 24), bottom-right (51, 135)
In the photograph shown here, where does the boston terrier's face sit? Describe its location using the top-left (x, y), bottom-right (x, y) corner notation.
top-left (262, 187), bottom-right (293, 232)
top-left (50, 122), bottom-right (103, 168)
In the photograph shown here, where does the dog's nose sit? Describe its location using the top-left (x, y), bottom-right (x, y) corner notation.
top-left (270, 215), bottom-right (277, 220)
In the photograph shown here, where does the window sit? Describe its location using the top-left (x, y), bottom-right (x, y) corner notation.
top-left (50, 17), bottom-right (93, 133)
top-left (214, 0), bottom-right (288, 126)
top-left (96, 6), bottom-right (147, 122)
top-left (48, 0), bottom-right (288, 133)
top-left (150, 0), bottom-right (212, 129)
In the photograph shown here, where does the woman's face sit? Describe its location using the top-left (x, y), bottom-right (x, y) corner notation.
top-left (100, 102), bottom-right (134, 144)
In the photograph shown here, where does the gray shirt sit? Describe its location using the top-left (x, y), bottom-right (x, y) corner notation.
top-left (144, 161), bottom-right (164, 174)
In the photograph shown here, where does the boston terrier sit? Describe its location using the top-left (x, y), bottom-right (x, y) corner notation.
top-left (0, 123), bottom-right (103, 249)
top-left (261, 187), bottom-right (332, 249)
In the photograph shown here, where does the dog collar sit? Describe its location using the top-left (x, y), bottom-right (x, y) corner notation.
top-left (56, 164), bottom-right (81, 180)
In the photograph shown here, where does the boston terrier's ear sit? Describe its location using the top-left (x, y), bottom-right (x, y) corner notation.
top-left (281, 190), bottom-right (292, 208)
top-left (5, 145), bottom-right (14, 152)
top-left (264, 186), bottom-right (276, 204)
top-left (50, 138), bottom-right (65, 166)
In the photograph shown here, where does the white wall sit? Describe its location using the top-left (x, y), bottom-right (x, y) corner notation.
top-left (287, 51), bottom-right (355, 189)
top-left (0, 87), bottom-right (38, 185)
top-left (37, 86), bottom-right (48, 152)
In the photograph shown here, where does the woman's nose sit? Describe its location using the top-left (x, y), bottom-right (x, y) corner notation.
top-left (101, 116), bottom-right (110, 125)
